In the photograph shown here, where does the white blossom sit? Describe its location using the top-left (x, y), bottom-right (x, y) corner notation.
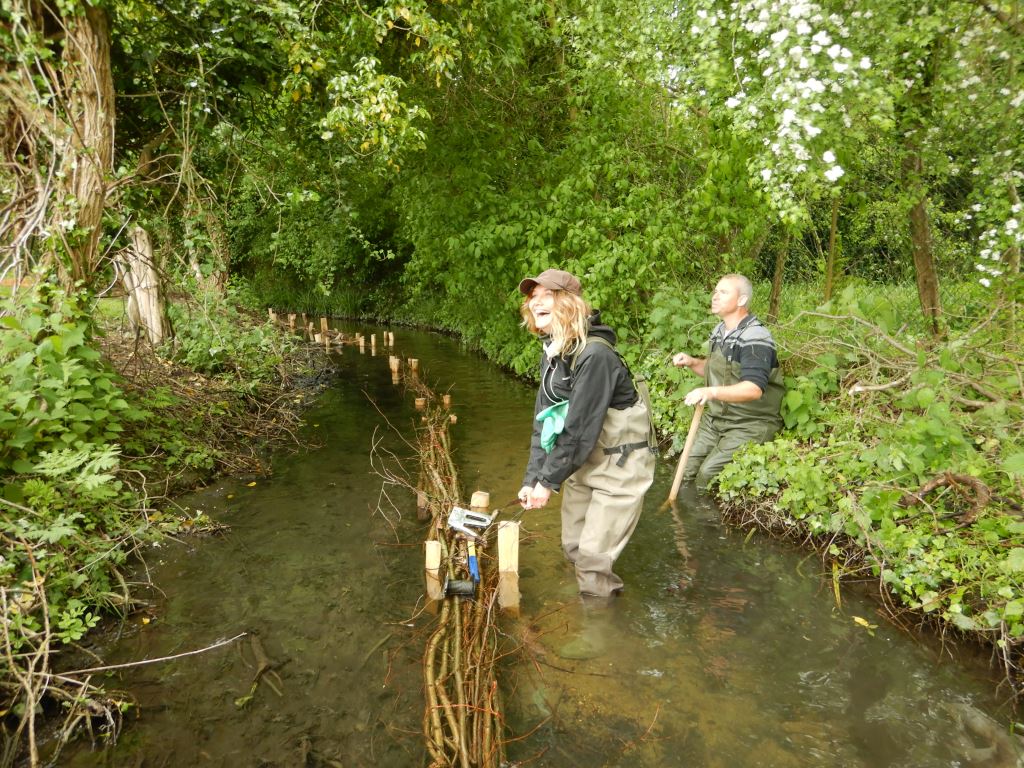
top-left (761, 168), bottom-right (773, 181)
top-left (823, 150), bottom-right (836, 163)
top-left (824, 165), bottom-right (845, 182)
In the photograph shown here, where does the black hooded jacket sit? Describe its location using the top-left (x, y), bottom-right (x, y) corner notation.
top-left (522, 312), bottom-right (638, 491)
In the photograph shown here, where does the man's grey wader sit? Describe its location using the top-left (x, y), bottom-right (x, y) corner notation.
top-left (561, 337), bottom-right (656, 596)
top-left (683, 336), bottom-right (784, 488)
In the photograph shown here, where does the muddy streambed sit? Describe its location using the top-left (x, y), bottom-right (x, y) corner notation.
top-left (63, 325), bottom-right (1020, 767)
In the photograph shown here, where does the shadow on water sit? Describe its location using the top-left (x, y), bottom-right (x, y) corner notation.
top-left (61, 326), bottom-right (1021, 767)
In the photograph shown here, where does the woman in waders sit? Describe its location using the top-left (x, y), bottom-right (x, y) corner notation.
top-left (517, 269), bottom-right (656, 597)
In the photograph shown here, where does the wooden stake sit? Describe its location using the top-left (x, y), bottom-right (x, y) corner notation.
top-left (442, 394), bottom-right (452, 408)
top-left (415, 397), bottom-right (427, 411)
top-left (409, 358), bottom-right (419, 373)
top-left (287, 313), bottom-right (296, 331)
top-left (449, 414), bottom-right (457, 424)
top-left (417, 490), bottom-right (429, 521)
top-left (497, 521), bottom-right (520, 615)
top-left (470, 491), bottom-right (490, 510)
top-left (425, 540), bottom-right (444, 602)
top-left (268, 308), bottom-right (277, 323)
top-left (320, 317), bottom-right (329, 335)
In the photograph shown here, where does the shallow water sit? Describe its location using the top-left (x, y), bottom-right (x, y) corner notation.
top-left (62, 325), bottom-right (1020, 767)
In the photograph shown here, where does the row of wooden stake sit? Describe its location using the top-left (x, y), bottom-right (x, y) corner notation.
top-left (403, 375), bottom-right (518, 768)
top-left (268, 309), bottom-right (521, 765)
top-left (267, 308), bottom-right (396, 354)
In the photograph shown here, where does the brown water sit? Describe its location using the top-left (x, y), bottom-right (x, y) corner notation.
top-left (61, 325), bottom-right (1021, 768)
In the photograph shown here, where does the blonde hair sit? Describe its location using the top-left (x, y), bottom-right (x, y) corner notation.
top-left (520, 290), bottom-right (592, 358)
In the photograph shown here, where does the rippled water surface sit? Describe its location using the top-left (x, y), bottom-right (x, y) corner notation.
top-left (63, 325), bottom-right (1020, 767)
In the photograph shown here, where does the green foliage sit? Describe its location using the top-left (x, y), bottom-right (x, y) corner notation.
top-left (0, 290), bottom-right (142, 476)
top-left (781, 362), bottom-right (840, 438)
top-left (162, 292), bottom-right (294, 389)
top-left (717, 311), bottom-right (1024, 650)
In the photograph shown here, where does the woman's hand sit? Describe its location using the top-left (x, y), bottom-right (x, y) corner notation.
top-left (518, 483), bottom-right (552, 509)
top-left (528, 483), bottom-right (552, 509)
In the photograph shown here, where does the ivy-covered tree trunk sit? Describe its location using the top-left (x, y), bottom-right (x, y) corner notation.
top-left (824, 197), bottom-right (840, 303)
top-left (904, 149), bottom-right (942, 335)
top-left (768, 230), bottom-right (789, 324)
top-left (0, 1), bottom-right (115, 292)
top-left (64, 4), bottom-right (116, 288)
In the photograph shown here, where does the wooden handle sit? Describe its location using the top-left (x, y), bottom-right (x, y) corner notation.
top-left (667, 403), bottom-right (705, 503)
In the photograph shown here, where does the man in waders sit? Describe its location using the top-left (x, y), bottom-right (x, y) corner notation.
top-left (671, 274), bottom-right (784, 488)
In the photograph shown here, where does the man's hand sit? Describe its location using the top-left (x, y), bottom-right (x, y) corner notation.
top-left (517, 485), bottom-right (533, 508)
top-left (672, 352), bottom-right (694, 368)
top-left (684, 386), bottom-right (718, 406)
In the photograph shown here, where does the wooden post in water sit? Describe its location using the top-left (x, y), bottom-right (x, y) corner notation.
top-left (425, 540), bottom-right (444, 605)
top-left (287, 313), bottom-right (296, 332)
top-left (307, 321), bottom-right (314, 340)
top-left (470, 491), bottom-right (489, 510)
top-left (409, 358), bottom-right (419, 375)
top-left (417, 489), bottom-right (429, 521)
top-left (370, 333), bottom-right (377, 355)
top-left (320, 317), bottom-right (329, 336)
top-left (497, 522), bottom-right (521, 615)
top-left (414, 397), bottom-right (427, 411)
top-left (442, 393), bottom-right (452, 409)
top-left (358, 334), bottom-right (365, 353)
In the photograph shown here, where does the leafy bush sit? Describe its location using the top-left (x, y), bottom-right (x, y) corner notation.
top-left (163, 293), bottom-right (295, 389)
top-left (0, 289), bottom-right (142, 475)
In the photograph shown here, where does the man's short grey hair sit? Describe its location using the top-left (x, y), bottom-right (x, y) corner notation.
top-left (722, 273), bottom-right (754, 304)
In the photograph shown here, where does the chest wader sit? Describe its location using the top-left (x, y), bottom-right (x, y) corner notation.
top-left (682, 346), bottom-right (783, 489)
top-left (559, 337), bottom-right (657, 596)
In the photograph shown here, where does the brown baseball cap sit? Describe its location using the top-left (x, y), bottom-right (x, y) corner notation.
top-left (518, 268), bottom-right (582, 296)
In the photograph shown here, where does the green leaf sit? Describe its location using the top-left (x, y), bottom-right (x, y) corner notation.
top-left (1004, 549), bottom-right (1024, 573)
top-left (1003, 453), bottom-right (1024, 477)
top-left (915, 388), bottom-right (936, 409)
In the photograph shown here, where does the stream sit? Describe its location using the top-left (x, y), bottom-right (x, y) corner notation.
top-left (62, 324), bottom-right (1021, 768)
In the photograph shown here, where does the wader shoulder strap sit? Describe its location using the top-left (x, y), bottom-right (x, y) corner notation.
top-left (572, 336), bottom-right (658, 456)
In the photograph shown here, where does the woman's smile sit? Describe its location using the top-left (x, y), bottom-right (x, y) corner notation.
top-left (529, 286), bottom-right (556, 330)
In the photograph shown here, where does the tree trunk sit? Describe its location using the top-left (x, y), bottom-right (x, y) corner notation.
top-left (903, 149), bottom-right (942, 335)
top-left (120, 226), bottom-right (172, 345)
top-left (63, 4), bottom-right (116, 289)
top-left (824, 197), bottom-right (840, 302)
top-left (767, 231), bottom-right (790, 323)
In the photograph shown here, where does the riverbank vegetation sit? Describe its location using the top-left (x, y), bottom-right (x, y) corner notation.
top-left (2, 0), bottom-right (1022, 762)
